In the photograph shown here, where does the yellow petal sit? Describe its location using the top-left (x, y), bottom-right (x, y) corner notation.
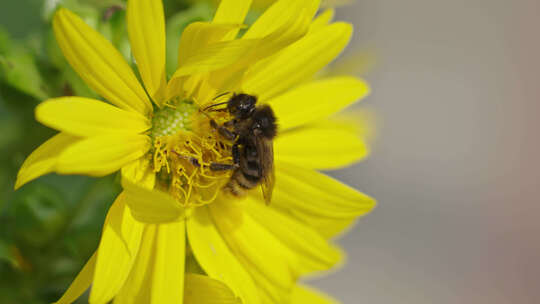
top-left (90, 196), bottom-right (144, 303)
top-left (242, 23), bottom-right (353, 101)
top-left (167, 22), bottom-right (252, 97)
top-left (35, 97), bottom-right (150, 137)
top-left (309, 9), bottom-right (335, 33)
top-left (275, 120), bottom-right (369, 170)
top-left (115, 225), bottom-right (156, 304)
top-left (272, 162), bottom-right (376, 239)
top-left (203, 0), bottom-right (321, 95)
top-left (243, 0), bottom-right (319, 39)
top-left (113, 223), bottom-right (186, 304)
top-left (53, 8), bottom-right (151, 115)
top-left (56, 134), bottom-right (150, 176)
top-left (205, 14), bottom-right (312, 95)
top-left (323, 110), bottom-right (377, 141)
top-left (187, 206), bottom-right (260, 304)
top-left (239, 0), bottom-right (318, 61)
top-left (174, 38), bottom-right (260, 79)
top-left (213, 0), bottom-right (252, 40)
top-left (177, 22), bottom-right (247, 69)
top-left (15, 133), bottom-right (80, 190)
top-left (184, 274), bottom-right (241, 304)
top-left (121, 179), bottom-right (184, 223)
top-left (209, 200), bottom-right (296, 303)
top-left (169, 13), bottom-right (247, 99)
top-left (218, 0), bottom-right (319, 88)
top-left (268, 76), bottom-right (370, 130)
top-left (149, 222), bottom-right (186, 303)
top-left (213, 0), bottom-right (251, 24)
top-left (127, 0), bottom-right (166, 104)
top-left (291, 285), bottom-right (339, 304)
top-left (235, 0), bottom-right (317, 68)
top-left (247, 12), bottom-right (311, 63)
top-left (288, 213), bottom-right (356, 241)
top-left (121, 157), bottom-right (156, 189)
top-left (243, 196), bottom-right (343, 275)
top-left (53, 252), bottom-right (97, 304)
top-left (203, 16), bottom-right (310, 96)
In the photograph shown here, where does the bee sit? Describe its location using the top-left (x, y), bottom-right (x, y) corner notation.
top-left (204, 93), bottom-right (277, 204)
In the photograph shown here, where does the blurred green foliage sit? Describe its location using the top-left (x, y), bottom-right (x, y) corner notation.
top-left (0, 0), bottom-right (234, 302)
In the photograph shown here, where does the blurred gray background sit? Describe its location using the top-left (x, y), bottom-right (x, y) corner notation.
top-left (315, 0), bottom-right (540, 303)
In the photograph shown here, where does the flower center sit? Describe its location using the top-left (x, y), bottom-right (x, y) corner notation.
top-left (150, 99), bottom-right (234, 207)
top-left (151, 99), bottom-right (196, 137)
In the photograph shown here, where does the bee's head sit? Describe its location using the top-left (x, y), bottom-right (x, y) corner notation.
top-left (228, 94), bottom-right (256, 119)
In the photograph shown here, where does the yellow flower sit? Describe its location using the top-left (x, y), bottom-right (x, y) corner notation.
top-left (16, 0), bottom-right (375, 303)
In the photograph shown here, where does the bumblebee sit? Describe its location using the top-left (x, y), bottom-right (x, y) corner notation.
top-left (205, 93), bottom-right (277, 204)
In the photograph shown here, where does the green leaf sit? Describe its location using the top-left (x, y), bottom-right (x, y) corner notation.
top-left (78, 0), bottom-right (125, 9)
top-left (0, 112), bottom-right (22, 151)
top-left (0, 240), bottom-right (17, 267)
top-left (43, 0), bottom-right (101, 23)
top-left (0, 28), bottom-right (49, 100)
top-left (0, 0), bottom-right (42, 39)
top-left (11, 182), bottom-right (68, 247)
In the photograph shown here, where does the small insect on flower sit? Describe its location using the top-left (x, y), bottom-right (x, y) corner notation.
top-left (204, 93), bottom-right (277, 204)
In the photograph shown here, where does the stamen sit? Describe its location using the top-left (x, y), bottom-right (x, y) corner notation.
top-left (149, 100), bottom-right (235, 207)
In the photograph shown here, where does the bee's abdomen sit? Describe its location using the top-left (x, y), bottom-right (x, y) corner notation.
top-left (224, 179), bottom-right (246, 197)
top-left (225, 168), bottom-right (260, 197)
top-left (224, 138), bottom-right (263, 197)
top-left (236, 168), bottom-right (260, 189)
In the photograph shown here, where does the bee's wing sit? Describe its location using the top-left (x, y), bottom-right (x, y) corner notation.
top-left (256, 136), bottom-right (275, 205)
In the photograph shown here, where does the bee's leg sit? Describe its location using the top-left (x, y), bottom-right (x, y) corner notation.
top-left (188, 157), bottom-right (201, 167)
top-left (209, 144), bottom-right (241, 171)
top-left (210, 119), bottom-right (236, 140)
top-left (209, 108), bottom-right (228, 113)
top-left (209, 163), bottom-right (238, 171)
top-left (171, 151), bottom-right (201, 167)
top-left (218, 127), bottom-right (236, 141)
top-left (210, 119), bottom-right (219, 129)
top-left (223, 119), bottom-right (236, 128)
top-left (232, 142), bottom-right (240, 165)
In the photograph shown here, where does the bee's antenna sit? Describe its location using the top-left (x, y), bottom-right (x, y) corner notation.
top-left (198, 109), bottom-right (213, 120)
top-left (203, 101), bottom-right (229, 111)
top-left (213, 91), bottom-right (231, 101)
